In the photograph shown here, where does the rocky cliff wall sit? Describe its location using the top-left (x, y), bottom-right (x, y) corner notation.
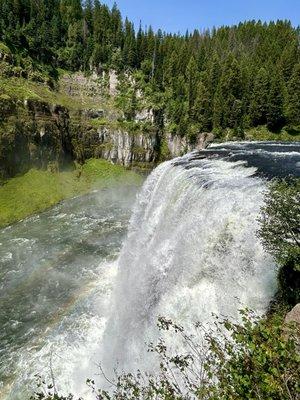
top-left (166, 132), bottom-right (215, 157)
top-left (0, 98), bottom-right (71, 179)
top-left (73, 127), bottom-right (158, 167)
top-left (0, 96), bottom-right (213, 180)
top-left (67, 123), bottom-right (159, 168)
top-left (0, 98), bottom-right (161, 180)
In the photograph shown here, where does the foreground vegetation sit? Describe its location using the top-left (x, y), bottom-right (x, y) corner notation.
top-left (31, 311), bottom-right (300, 400)
top-left (0, 159), bottom-right (141, 228)
top-left (258, 178), bottom-right (300, 306)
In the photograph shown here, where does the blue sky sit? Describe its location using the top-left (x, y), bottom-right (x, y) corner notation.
top-left (103, 0), bottom-right (300, 33)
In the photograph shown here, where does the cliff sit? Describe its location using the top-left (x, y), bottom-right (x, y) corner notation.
top-left (0, 72), bottom-right (214, 181)
top-left (0, 97), bottom-right (159, 180)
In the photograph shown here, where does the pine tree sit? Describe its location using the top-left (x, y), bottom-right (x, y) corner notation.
top-left (212, 84), bottom-right (224, 132)
top-left (231, 99), bottom-right (244, 136)
top-left (123, 18), bottom-right (136, 68)
top-left (136, 22), bottom-right (144, 67)
top-left (267, 72), bottom-right (285, 131)
top-left (278, 40), bottom-right (299, 82)
top-left (249, 67), bottom-right (270, 126)
top-left (0, 6), bottom-right (299, 138)
top-left (195, 81), bottom-right (211, 131)
top-left (110, 2), bottom-right (123, 49)
top-left (83, 0), bottom-right (93, 36)
top-left (220, 55), bottom-right (243, 128)
top-left (285, 63), bottom-right (300, 127)
top-left (186, 56), bottom-right (198, 118)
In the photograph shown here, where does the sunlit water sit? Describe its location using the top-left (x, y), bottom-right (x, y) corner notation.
top-left (0, 141), bottom-right (299, 399)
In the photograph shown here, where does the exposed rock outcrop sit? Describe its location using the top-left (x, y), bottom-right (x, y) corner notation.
top-left (135, 108), bottom-right (154, 123)
top-left (71, 126), bottom-right (158, 167)
top-left (83, 109), bottom-right (105, 119)
top-left (284, 304), bottom-right (300, 347)
top-left (97, 128), bottom-right (157, 166)
top-left (108, 70), bottom-right (118, 96)
top-left (60, 72), bottom-right (104, 98)
top-left (285, 304), bottom-right (300, 326)
top-left (0, 92), bottom-right (214, 180)
top-left (0, 98), bottom-right (160, 180)
top-left (167, 132), bottom-right (214, 157)
top-left (0, 99), bottom-right (72, 179)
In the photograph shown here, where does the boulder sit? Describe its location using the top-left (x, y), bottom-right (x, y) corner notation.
top-left (284, 304), bottom-right (300, 346)
top-left (195, 132), bottom-right (215, 149)
top-left (285, 304), bottom-right (300, 326)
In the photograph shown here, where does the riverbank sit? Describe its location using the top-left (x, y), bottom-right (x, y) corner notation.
top-left (234, 125), bottom-right (300, 141)
top-left (0, 158), bottom-right (142, 228)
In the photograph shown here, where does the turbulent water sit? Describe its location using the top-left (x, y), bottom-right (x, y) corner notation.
top-left (0, 187), bottom-right (139, 399)
top-left (0, 141), bottom-right (299, 399)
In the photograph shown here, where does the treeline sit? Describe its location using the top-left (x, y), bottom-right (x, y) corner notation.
top-left (1, 0), bottom-right (300, 136)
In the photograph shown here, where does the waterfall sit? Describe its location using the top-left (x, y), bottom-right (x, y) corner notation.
top-left (100, 152), bottom-right (277, 376)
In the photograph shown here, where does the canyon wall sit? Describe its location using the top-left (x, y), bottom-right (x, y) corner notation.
top-left (0, 97), bottom-right (160, 179)
top-left (0, 88), bottom-right (213, 180)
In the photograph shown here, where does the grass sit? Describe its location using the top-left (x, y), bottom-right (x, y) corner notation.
top-left (0, 159), bottom-right (142, 228)
top-left (244, 125), bottom-right (300, 141)
top-left (90, 117), bottom-right (109, 128)
top-left (0, 42), bottom-right (11, 54)
top-left (0, 73), bottom-right (123, 128)
top-left (0, 75), bottom-right (106, 112)
top-left (0, 76), bottom-right (40, 101)
top-left (213, 125), bottom-right (300, 143)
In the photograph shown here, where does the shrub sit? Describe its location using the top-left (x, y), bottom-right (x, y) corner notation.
top-left (258, 178), bottom-right (300, 305)
top-left (30, 311), bottom-right (300, 400)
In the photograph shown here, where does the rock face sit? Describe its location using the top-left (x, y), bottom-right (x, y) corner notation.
top-left (167, 134), bottom-right (190, 157)
top-left (0, 100), bottom-right (73, 179)
top-left (0, 67), bottom-right (216, 180)
top-left (108, 70), bottom-right (118, 96)
top-left (284, 304), bottom-right (300, 346)
top-left (0, 94), bottom-right (214, 180)
top-left (285, 304), bottom-right (300, 326)
top-left (97, 128), bottom-right (157, 166)
top-left (0, 98), bottom-right (160, 180)
top-left (60, 72), bottom-right (104, 98)
top-left (167, 132), bottom-right (214, 157)
top-left (135, 108), bottom-right (154, 123)
top-left (82, 109), bottom-right (105, 119)
top-left (72, 127), bottom-right (158, 167)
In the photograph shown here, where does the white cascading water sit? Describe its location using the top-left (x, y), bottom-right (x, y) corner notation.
top-left (99, 153), bottom-right (277, 377)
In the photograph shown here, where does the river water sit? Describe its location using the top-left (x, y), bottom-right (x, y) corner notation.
top-left (0, 186), bottom-right (140, 399)
top-left (0, 141), bottom-right (299, 399)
